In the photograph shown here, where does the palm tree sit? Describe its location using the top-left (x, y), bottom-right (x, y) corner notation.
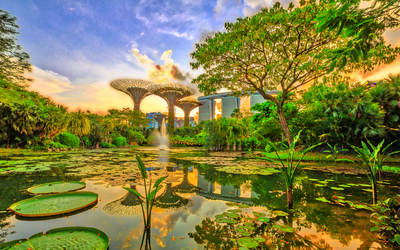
top-left (67, 110), bottom-right (90, 146)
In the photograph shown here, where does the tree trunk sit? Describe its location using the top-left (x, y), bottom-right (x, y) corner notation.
top-left (95, 141), bottom-right (100, 149)
top-left (238, 142), bottom-right (242, 151)
top-left (372, 184), bottom-right (377, 205)
top-left (233, 142), bottom-right (237, 151)
top-left (167, 104), bottom-right (174, 132)
top-left (7, 127), bottom-right (11, 149)
top-left (276, 105), bottom-right (293, 145)
top-left (287, 185), bottom-right (293, 209)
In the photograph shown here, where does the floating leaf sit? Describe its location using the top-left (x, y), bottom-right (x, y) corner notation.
top-left (338, 184), bottom-right (350, 188)
top-left (0, 227), bottom-right (109, 250)
top-left (27, 181), bottom-right (86, 194)
top-left (315, 197), bottom-right (330, 203)
top-left (331, 187), bottom-right (344, 190)
top-left (9, 192), bottom-right (98, 217)
top-left (273, 211), bottom-right (289, 216)
top-left (257, 217), bottom-right (270, 223)
top-left (273, 224), bottom-right (294, 233)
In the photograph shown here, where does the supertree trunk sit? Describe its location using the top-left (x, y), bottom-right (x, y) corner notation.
top-left (184, 111), bottom-right (190, 127)
top-left (167, 104), bottom-right (175, 132)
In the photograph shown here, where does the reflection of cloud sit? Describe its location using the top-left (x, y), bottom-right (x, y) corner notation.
top-left (122, 225), bottom-right (143, 249)
top-left (189, 196), bottom-right (205, 215)
top-left (27, 66), bottom-right (75, 98)
top-left (152, 211), bottom-right (190, 239)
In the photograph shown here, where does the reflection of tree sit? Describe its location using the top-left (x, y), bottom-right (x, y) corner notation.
top-left (153, 183), bottom-right (192, 211)
top-left (0, 212), bottom-right (15, 244)
top-left (197, 164), bottom-right (250, 189)
top-left (103, 184), bottom-right (141, 215)
top-left (172, 167), bottom-right (199, 193)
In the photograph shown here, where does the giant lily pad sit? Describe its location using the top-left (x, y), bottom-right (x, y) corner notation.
top-left (9, 191), bottom-right (98, 217)
top-left (0, 227), bottom-right (109, 250)
top-left (27, 181), bottom-right (86, 194)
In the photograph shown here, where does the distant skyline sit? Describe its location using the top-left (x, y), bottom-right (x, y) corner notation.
top-left (1, 0), bottom-right (400, 116)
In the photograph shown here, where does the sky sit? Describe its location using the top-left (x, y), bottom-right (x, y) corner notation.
top-left (1, 0), bottom-right (400, 117)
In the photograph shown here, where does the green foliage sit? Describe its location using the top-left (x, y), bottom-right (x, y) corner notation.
top-left (323, 143), bottom-right (352, 163)
top-left (124, 130), bottom-right (146, 145)
top-left (348, 139), bottom-right (399, 203)
top-left (54, 132), bottom-right (80, 149)
top-left (370, 196), bottom-right (400, 248)
top-left (112, 136), bottom-right (128, 147)
top-left (0, 10), bottom-right (32, 85)
top-left (123, 155), bottom-right (167, 233)
top-left (264, 131), bottom-right (323, 208)
top-left (100, 141), bottom-right (116, 148)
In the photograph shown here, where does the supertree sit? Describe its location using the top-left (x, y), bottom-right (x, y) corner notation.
top-left (150, 83), bottom-right (196, 131)
top-left (176, 98), bottom-right (202, 127)
top-left (110, 78), bottom-right (155, 111)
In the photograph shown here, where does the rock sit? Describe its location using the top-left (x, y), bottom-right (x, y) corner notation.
top-left (68, 147), bottom-right (72, 150)
top-left (55, 149), bottom-right (60, 152)
top-left (47, 148), bottom-right (52, 153)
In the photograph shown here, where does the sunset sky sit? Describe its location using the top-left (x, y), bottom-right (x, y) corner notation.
top-left (1, 0), bottom-right (400, 117)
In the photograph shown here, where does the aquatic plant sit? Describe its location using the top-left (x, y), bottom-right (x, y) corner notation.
top-left (123, 155), bottom-right (167, 249)
top-left (349, 139), bottom-right (400, 204)
top-left (370, 196), bottom-right (400, 248)
top-left (265, 130), bottom-right (322, 209)
top-left (323, 143), bottom-right (352, 164)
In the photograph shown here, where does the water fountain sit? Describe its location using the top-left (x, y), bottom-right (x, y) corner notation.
top-left (152, 118), bottom-right (169, 151)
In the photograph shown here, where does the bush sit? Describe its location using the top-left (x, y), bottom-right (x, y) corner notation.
top-left (49, 142), bottom-right (68, 149)
top-left (112, 136), bottom-right (127, 147)
top-left (54, 132), bottom-right (80, 148)
top-left (82, 136), bottom-right (91, 147)
top-left (100, 141), bottom-right (116, 148)
top-left (124, 130), bottom-right (145, 145)
top-left (242, 137), bottom-right (261, 151)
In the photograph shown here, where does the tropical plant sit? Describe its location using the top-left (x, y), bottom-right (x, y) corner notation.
top-left (54, 132), bottom-right (80, 149)
top-left (112, 136), bottom-right (128, 147)
top-left (265, 131), bottom-right (322, 209)
top-left (349, 139), bottom-right (400, 204)
top-left (323, 143), bottom-right (352, 164)
top-left (370, 196), bottom-right (400, 248)
top-left (67, 110), bottom-right (91, 146)
top-left (123, 156), bottom-right (167, 250)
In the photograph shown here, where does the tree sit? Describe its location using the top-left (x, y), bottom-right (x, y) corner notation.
top-left (190, 1), bottom-right (398, 145)
top-left (314, 0), bottom-right (400, 67)
top-left (67, 110), bottom-right (91, 145)
top-left (0, 10), bottom-right (32, 85)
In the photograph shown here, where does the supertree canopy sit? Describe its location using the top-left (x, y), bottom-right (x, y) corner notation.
top-left (150, 83), bottom-right (196, 131)
top-left (110, 78), bottom-right (155, 111)
top-left (176, 98), bottom-right (202, 127)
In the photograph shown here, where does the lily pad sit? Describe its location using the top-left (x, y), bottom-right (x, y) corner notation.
top-left (308, 178), bottom-right (319, 181)
top-left (331, 187), bottom-right (344, 191)
top-left (315, 197), bottom-right (330, 203)
top-left (315, 184), bottom-right (326, 187)
top-left (359, 184), bottom-right (371, 187)
top-left (257, 217), bottom-right (270, 223)
top-left (273, 224), bottom-right (294, 233)
top-left (0, 227), bottom-right (109, 250)
top-left (338, 184), bottom-right (350, 188)
top-left (27, 181), bottom-right (86, 194)
top-left (9, 191), bottom-right (98, 217)
top-left (362, 189), bottom-right (373, 192)
top-left (273, 210), bottom-right (289, 216)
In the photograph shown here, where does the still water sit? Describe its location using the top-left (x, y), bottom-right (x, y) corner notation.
top-left (0, 147), bottom-right (398, 249)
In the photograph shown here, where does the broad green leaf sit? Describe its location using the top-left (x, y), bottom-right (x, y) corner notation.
top-left (124, 187), bottom-right (143, 198)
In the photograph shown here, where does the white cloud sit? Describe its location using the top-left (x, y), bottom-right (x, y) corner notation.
top-left (26, 66), bottom-right (75, 98)
top-left (243, 0), bottom-right (273, 16)
top-left (156, 29), bottom-right (194, 40)
top-left (140, 32), bottom-right (145, 35)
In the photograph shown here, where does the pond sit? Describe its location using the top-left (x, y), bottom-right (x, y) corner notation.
top-left (0, 147), bottom-right (398, 250)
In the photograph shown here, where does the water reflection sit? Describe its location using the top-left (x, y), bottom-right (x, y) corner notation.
top-left (103, 184), bottom-right (141, 216)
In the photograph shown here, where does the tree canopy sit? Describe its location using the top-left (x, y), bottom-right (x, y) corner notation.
top-left (190, 0), bottom-right (399, 144)
top-left (0, 9), bottom-right (32, 85)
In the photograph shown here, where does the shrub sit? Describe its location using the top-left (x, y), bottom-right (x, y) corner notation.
top-left (100, 141), bottom-right (116, 148)
top-left (112, 136), bottom-right (127, 147)
top-left (82, 136), bottom-right (91, 147)
top-left (124, 130), bottom-right (145, 145)
top-left (49, 142), bottom-right (68, 149)
top-left (54, 132), bottom-right (80, 148)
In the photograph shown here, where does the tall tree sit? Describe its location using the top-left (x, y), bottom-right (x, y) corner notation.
top-left (314, 0), bottom-right (400, 66)
top-left (190, 1), bottom-right (399, 144)
top-left (67, 110), bottom-right (91, 145)
top-left (0, 10), bottom-right (32, 85)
